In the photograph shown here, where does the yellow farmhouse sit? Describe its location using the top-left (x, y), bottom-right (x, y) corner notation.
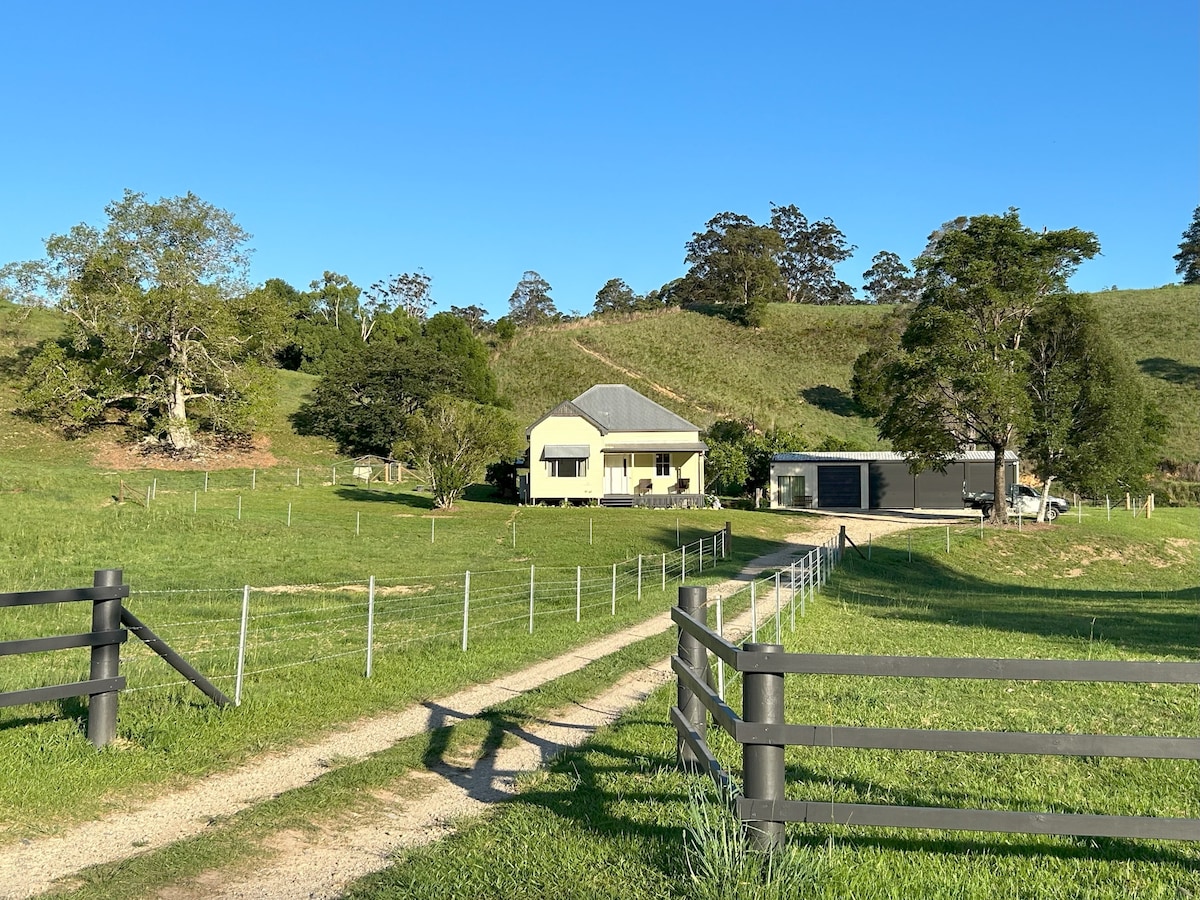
top-left (519, 384), bottom-right (707, 507)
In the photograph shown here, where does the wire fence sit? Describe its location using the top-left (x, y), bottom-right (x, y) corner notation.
top-left (81, 528), bottom-right (732, 705)
top-left (102, 464), bottom-right (414, 500)
top-left (702, 534), bottom-right (842, 704)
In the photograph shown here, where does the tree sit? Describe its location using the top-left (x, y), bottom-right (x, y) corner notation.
top-left (9, 190), bottom-right (276, 452)
top-left (294, 314), bottom-right (497, 456)
top-left (246, 278), bottom-right (306, 369)
top-left (507, 271), bottom-right (558, 326)
top-left (364, 270), bottom-right (435, 330)
top-left (1024, 293), bottom-right (1163, 516)
top-left (862, 251), bottom-right (920, 304)
top-left (307, 271), bottom-right (362, 333)
top-left (682, 212), bottom-right (784, 325)
top-left (1175, 206), bottom-right (1200, 284)
top-left (423, 312), bottom-right (498, 406)
top-left (769, 204), bottom-right (856, 304)
top-left (448, 304), bottom-right (492, 333)
top-left (853, 210), bottom-right (1100, 524)
top-left (284, 271), bottom-right (365, 373)
top-left (702, 419), bottom-right (807, 497)
top-left (592, 278), bottom-right (641, 316)
top-left (402, 396), bottom-right (523, 509)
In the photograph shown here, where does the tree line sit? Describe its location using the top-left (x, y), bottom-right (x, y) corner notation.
top-left (0, 191), bottom-right (523, 507)
top-left (2, 191), bottom-right (1193, 515)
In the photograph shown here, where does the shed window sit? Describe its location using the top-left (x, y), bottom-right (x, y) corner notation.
top-left (778, 475), bottom-right (807, 508)
top-left (655, 453), bottom-right (671, 476)
top-left (549, 458), bottom-right (585, 478)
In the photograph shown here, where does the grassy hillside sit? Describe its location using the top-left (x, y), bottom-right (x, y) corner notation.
top-left (493, 304), bottom-right (890, 448)
top-left (1, 285), bottom-right (1197, 470)
top-left (1090, 285), bottom-right (1200, 464)
top-left (494, 286), bottom-right (1200, 460)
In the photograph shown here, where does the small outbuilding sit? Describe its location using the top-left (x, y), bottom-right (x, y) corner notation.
top-left (769, 451), bottom-right (1019, 511)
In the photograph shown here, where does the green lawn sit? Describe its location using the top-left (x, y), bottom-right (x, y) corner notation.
top-left (344, 511), bottom-right (1199, 900)
top-left (0, 466), bottom-right (811, 833)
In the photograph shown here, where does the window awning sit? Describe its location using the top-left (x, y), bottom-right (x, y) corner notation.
top-left (540, 444), bottom-right (590, 460)
top-left (601, 442), bottom-right (707, 453)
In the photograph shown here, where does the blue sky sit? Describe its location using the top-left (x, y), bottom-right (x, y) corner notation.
top-left (2, 1), bottom-right (1195, 318)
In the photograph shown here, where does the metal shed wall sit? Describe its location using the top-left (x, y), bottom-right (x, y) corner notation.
top-left (915, 467), bottom-right (965, 508)
top-left (868, 462), bottom-right (914, 508)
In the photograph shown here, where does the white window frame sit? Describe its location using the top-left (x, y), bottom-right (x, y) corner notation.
top-left (655, 453), bottom-right (671, 477)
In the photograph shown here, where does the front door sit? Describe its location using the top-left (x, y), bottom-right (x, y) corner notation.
top-left (604, 455), bottom-right (629, 494)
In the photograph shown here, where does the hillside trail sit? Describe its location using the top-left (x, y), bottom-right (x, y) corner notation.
top-left (0, 512), bottom-right (952, 900)
top-left (568, 339), bottom-right (726, 419)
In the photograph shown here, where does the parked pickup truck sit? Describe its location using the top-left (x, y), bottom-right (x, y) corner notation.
top-left (964, 483), bottom-right (1070, 521)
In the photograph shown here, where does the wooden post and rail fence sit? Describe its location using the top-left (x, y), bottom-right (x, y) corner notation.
top-left (0, 569), bottom-right (230, 748)
top-left (671, 584), bottom-right (1200, 851)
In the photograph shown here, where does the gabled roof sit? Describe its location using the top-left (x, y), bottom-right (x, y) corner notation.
top-left (525, 399), bottom-right (608, 438)
top-left (571, 384), bottom-right (698, 433)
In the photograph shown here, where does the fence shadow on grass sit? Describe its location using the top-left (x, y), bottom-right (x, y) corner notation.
top-left (417, 700), bottom-right (686, 873)
top-left (836, 547), bottom-right (1200, 659)
top-left (781, 760), bottom-right (1200, 868)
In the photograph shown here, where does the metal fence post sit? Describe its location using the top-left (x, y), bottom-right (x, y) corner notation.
top-left (743, 642), bottom-right (785, 853)
top-left (576, 566), bottom-right (581, 622)
top-left (529, 565), bottom-right (535, 634)
top-left (366, 575), bottom-right (375, 678)
top-left (750, 581), bottom-right (758, 643)
top-left (462, 571), bottom-right (471, 651)
top-left (235, 585), bottom-right (250, 706)
top-left (725, 521), bottom-right (732, 558)
top-left (789, 562), bottom-right (796, 632)
top-left (676, 585), bottom-right (708, 771)
top-left (87, 568), bottom-right (123, 748)
top-left (774, 572), bottom-right (781, 643)
top-left (838, 525), bottom-right (846, 562)
top-left (637, 554), bottom-right (642, 601)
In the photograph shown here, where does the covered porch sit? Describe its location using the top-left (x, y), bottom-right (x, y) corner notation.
top-left (599, 441), bottom-right (706, 505)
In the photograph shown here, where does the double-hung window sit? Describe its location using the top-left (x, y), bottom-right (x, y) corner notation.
top-left (655, 453), bottom-right (671, 477)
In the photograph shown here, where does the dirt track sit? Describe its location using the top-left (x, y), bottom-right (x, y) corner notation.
top-left (0, 513), bottom-right (945, 899)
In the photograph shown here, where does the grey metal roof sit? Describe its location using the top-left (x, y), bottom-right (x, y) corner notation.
top-left (571, 384), bottom-right (698, 433)
top-left (602, 442), bottom-right (708, 453)
top-left (772, 450), bottom-right (1019, 463)
top-left (541, 444), bottom-right (591, 459)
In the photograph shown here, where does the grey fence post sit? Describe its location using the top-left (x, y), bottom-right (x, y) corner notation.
top-left (87, 568), bottom-right (123, 748)
top-left (724, 521), bottom-right (732, 559)
top-left (366, 575), bottom-right (375, 678)
top-left (676, 585), bottom-right (708, 771)
top-left (743, 642), bottom-right (785, 853)
top-left (838, 525), bottom-right (846, 562)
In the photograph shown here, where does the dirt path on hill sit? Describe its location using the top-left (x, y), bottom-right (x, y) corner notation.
top-left (569, 339), bottom-right (725, 418)
top-left (0, 514), bottom-right (947, 900)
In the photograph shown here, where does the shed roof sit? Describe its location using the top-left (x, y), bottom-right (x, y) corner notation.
top-left (772, 450), bottom-right (1019, 463)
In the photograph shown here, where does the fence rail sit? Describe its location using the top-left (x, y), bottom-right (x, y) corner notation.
top-left (671, 585), bottom-right (1200, 851)
top-left (1, 570), bottom-right (230, 746)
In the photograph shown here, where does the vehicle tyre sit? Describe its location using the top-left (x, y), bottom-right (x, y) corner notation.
top-left (980, 503), bottom-right (993, 519)
top-left (1045, 506), bottom-right (1059, 522)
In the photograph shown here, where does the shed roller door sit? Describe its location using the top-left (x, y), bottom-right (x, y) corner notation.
top-left (817, 465), bottom-right (861, 509)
